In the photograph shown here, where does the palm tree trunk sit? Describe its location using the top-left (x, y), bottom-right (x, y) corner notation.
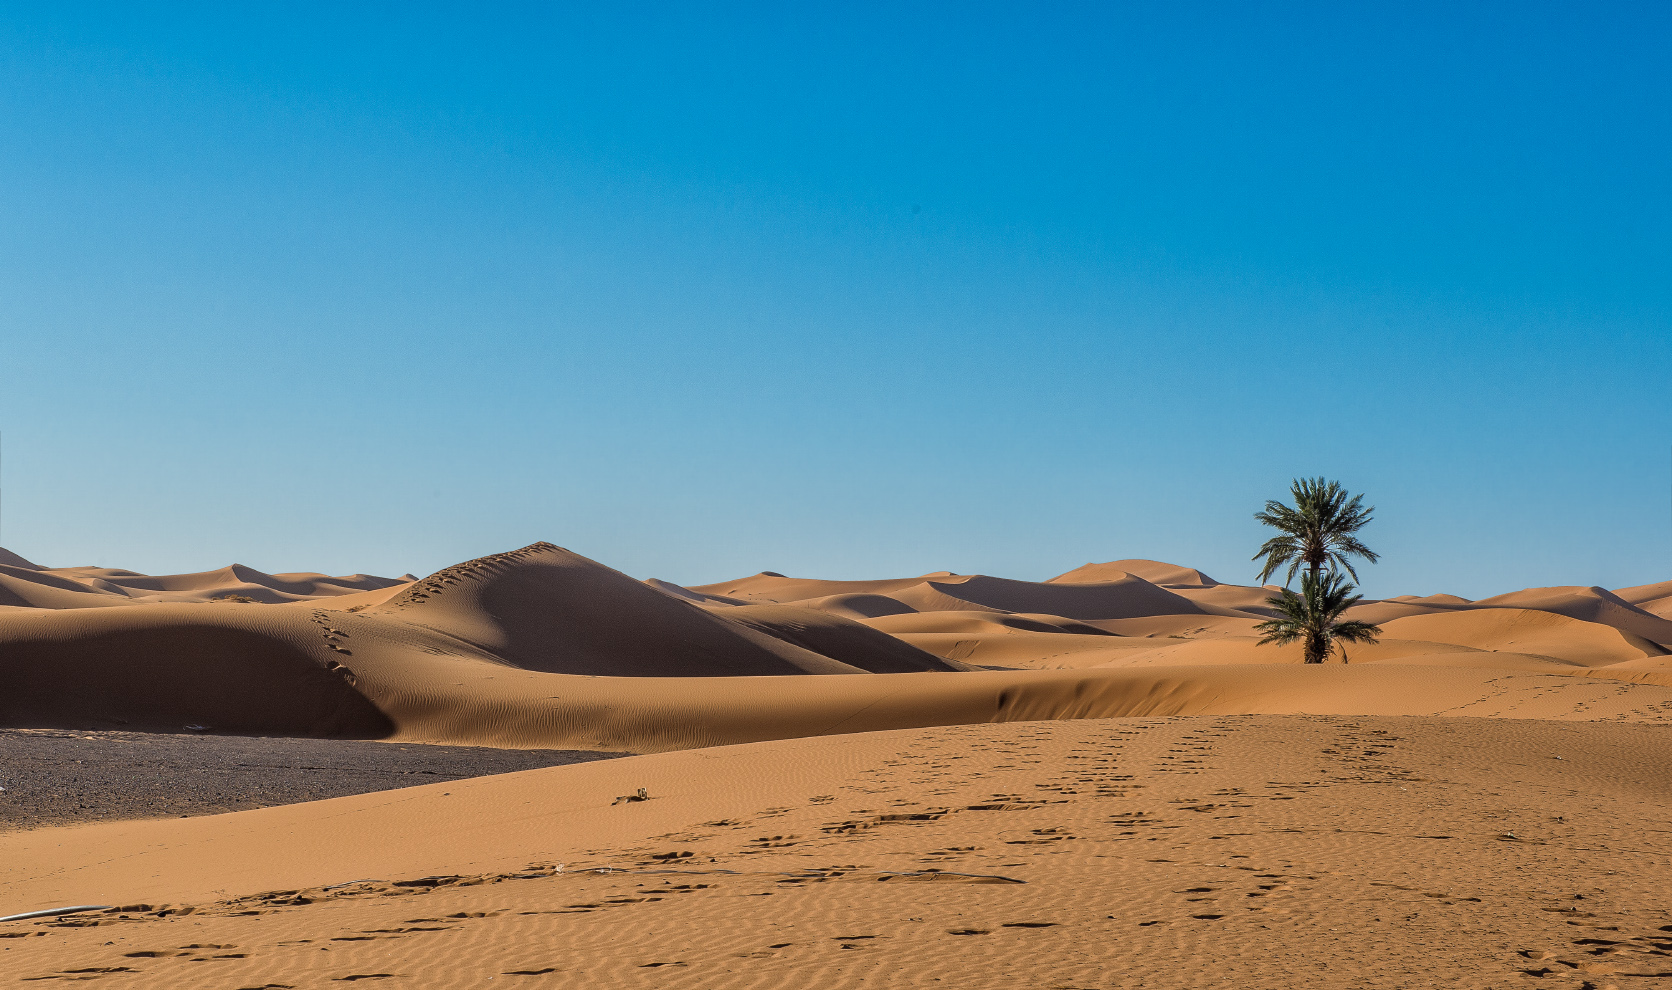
top-left (1305, 630), bottom-right (1327, 664)
top-left (1307, 561), bottom-right (1325, 663)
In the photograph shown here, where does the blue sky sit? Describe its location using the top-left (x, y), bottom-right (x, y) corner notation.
top-left (1, 3), bottom-right (1667, 598)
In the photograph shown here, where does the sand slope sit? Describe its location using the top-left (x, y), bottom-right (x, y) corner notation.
top-left (0, 604), bottom-right (397, 737)
top-left (1616, 578), bottom-right (1672, 619)
top-left (1473, 585), bottom-right (1672, 645)
top-left (0, 556), bottom-right (409, 608)
top-left (1377, 608), bottom-right (1668, 666)
top-left (8, 546), bottom-right (1672, 986)
top-left (1048, 557), bottom-right (1218, 586)
top-left (4, 544), bottom-right (1671, 754)
top-left (716, 604), bottom-right (975, 673)
top-left (369, 543), bottom-right (884, 677)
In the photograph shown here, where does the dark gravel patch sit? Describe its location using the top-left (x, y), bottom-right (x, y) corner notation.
top-left (0, 728), bottom-right (628, 830)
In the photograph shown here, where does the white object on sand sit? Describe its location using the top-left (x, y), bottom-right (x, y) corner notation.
top-left (0, 905), bottom-right (112, 924)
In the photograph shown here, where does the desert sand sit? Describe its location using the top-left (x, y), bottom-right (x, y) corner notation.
top-left (4, 542), bottom-right (1672, 987)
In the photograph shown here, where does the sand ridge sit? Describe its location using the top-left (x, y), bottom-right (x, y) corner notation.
top-left (6, 544), bottom-right (1672, 987)
top-left (4, 543), bottom-right (1672, 752)
top-left (0, 556), bottom-right (411, 609)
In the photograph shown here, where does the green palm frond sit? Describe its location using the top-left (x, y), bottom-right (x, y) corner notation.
top-left (1253, 571), bottom-right (1382, 663)
top-left (1251, 477), bottom-right (1378, 587)
top-left (1329, 620), bottom-right (1382, 643)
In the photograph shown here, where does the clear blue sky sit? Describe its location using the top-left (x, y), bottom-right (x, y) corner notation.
top-left (1, 3), bottom-right (1667, 598)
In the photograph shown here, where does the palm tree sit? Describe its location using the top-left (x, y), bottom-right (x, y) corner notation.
top-left (1253, 477), bottom-right (1378, 586)
top-left (1255, 570), bottom-right (1382, 664)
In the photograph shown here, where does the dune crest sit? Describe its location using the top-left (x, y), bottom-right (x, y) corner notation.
top-left (0, 547), bottom-right (41, 569)
top-left (370, 542), bottom-right (950, 677)
top-left (1049, 558), bottom-right (1218, 587)
top-left (2, 543), bottom-right (1670, 752)
top-left (0, 551), bottom-right (410, 608)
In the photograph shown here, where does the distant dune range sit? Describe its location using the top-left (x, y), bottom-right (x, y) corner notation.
top-left (11, 543), bottom-right (1672, 987)
top-left (3, 542), bottom-right (1672, 752)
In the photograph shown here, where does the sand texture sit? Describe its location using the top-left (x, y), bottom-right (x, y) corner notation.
top-left (6, 544), bottom-right (1672, 986)
top-left (7, 716), bottom-right (1672, 987)
top-left (4, 544), bottom-right (1671, 752)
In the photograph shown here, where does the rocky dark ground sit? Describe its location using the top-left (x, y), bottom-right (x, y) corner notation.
top-left (0, 728), bottom-right (627, 830)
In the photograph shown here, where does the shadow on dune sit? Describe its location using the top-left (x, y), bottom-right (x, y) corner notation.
top-left (373, 543), bottom-right (961, 676)
top-left (5, 541), bottom-right (1671, 751)
top-left (0, 613), bottom-right (395, 738)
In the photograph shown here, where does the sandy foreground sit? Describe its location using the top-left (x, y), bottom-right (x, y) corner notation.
top-left (6, 716), bottom-right (1672, 988)
top-left (4, 543), bottom-right (1672, 986)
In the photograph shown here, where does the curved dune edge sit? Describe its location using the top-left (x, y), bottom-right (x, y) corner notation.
top-left (5, 542), bottom-right (1672, 754)
top-left (366, 663), bottom-right (1672, 752)
top-left (12, 591), bottom-right (1672, 752)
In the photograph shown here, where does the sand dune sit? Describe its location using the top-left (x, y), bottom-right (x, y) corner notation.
top-left (920, 573), bottom-right (1221, 620)
top-left (687, 571), bottom-right (959, 603)
top-left (707, 570), bottom-right (1233, 621)
top-left (1474, 585), bottom-right (1672, 645)
top-left (7, 543), bottom-right (1672, 987)
top-left (1616, 578), bottom-right (1672, 618)
top-left (1049, 558), bottom-right (1218, 587)
top-left (766, 591), bottom-right (923, 619)
top-left (4, 618), bottom-right (1671, 754)
top-left (0, 604), bottom-right (397, 737)
top-left (0, 546), bottom-right (41, 569)
top-left (1386, 592), bottom-right (1473, 604)
top-left (0, 556), bottom-right (408, 608)
top-left (1378, 607), bottom-right (1669, 666)
top-left (4, 543), bottom-right (1672, 753)
top-left (367, 543), bottom-right (877, 677)
top-left (861, 610), bottom-right (1159, 669)
top-left (716, 603), bottom-right (971, 673)
top-left (0, 565), bottom-right (130, 609)
top-left (287, 581), bottom-right (415, 612)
